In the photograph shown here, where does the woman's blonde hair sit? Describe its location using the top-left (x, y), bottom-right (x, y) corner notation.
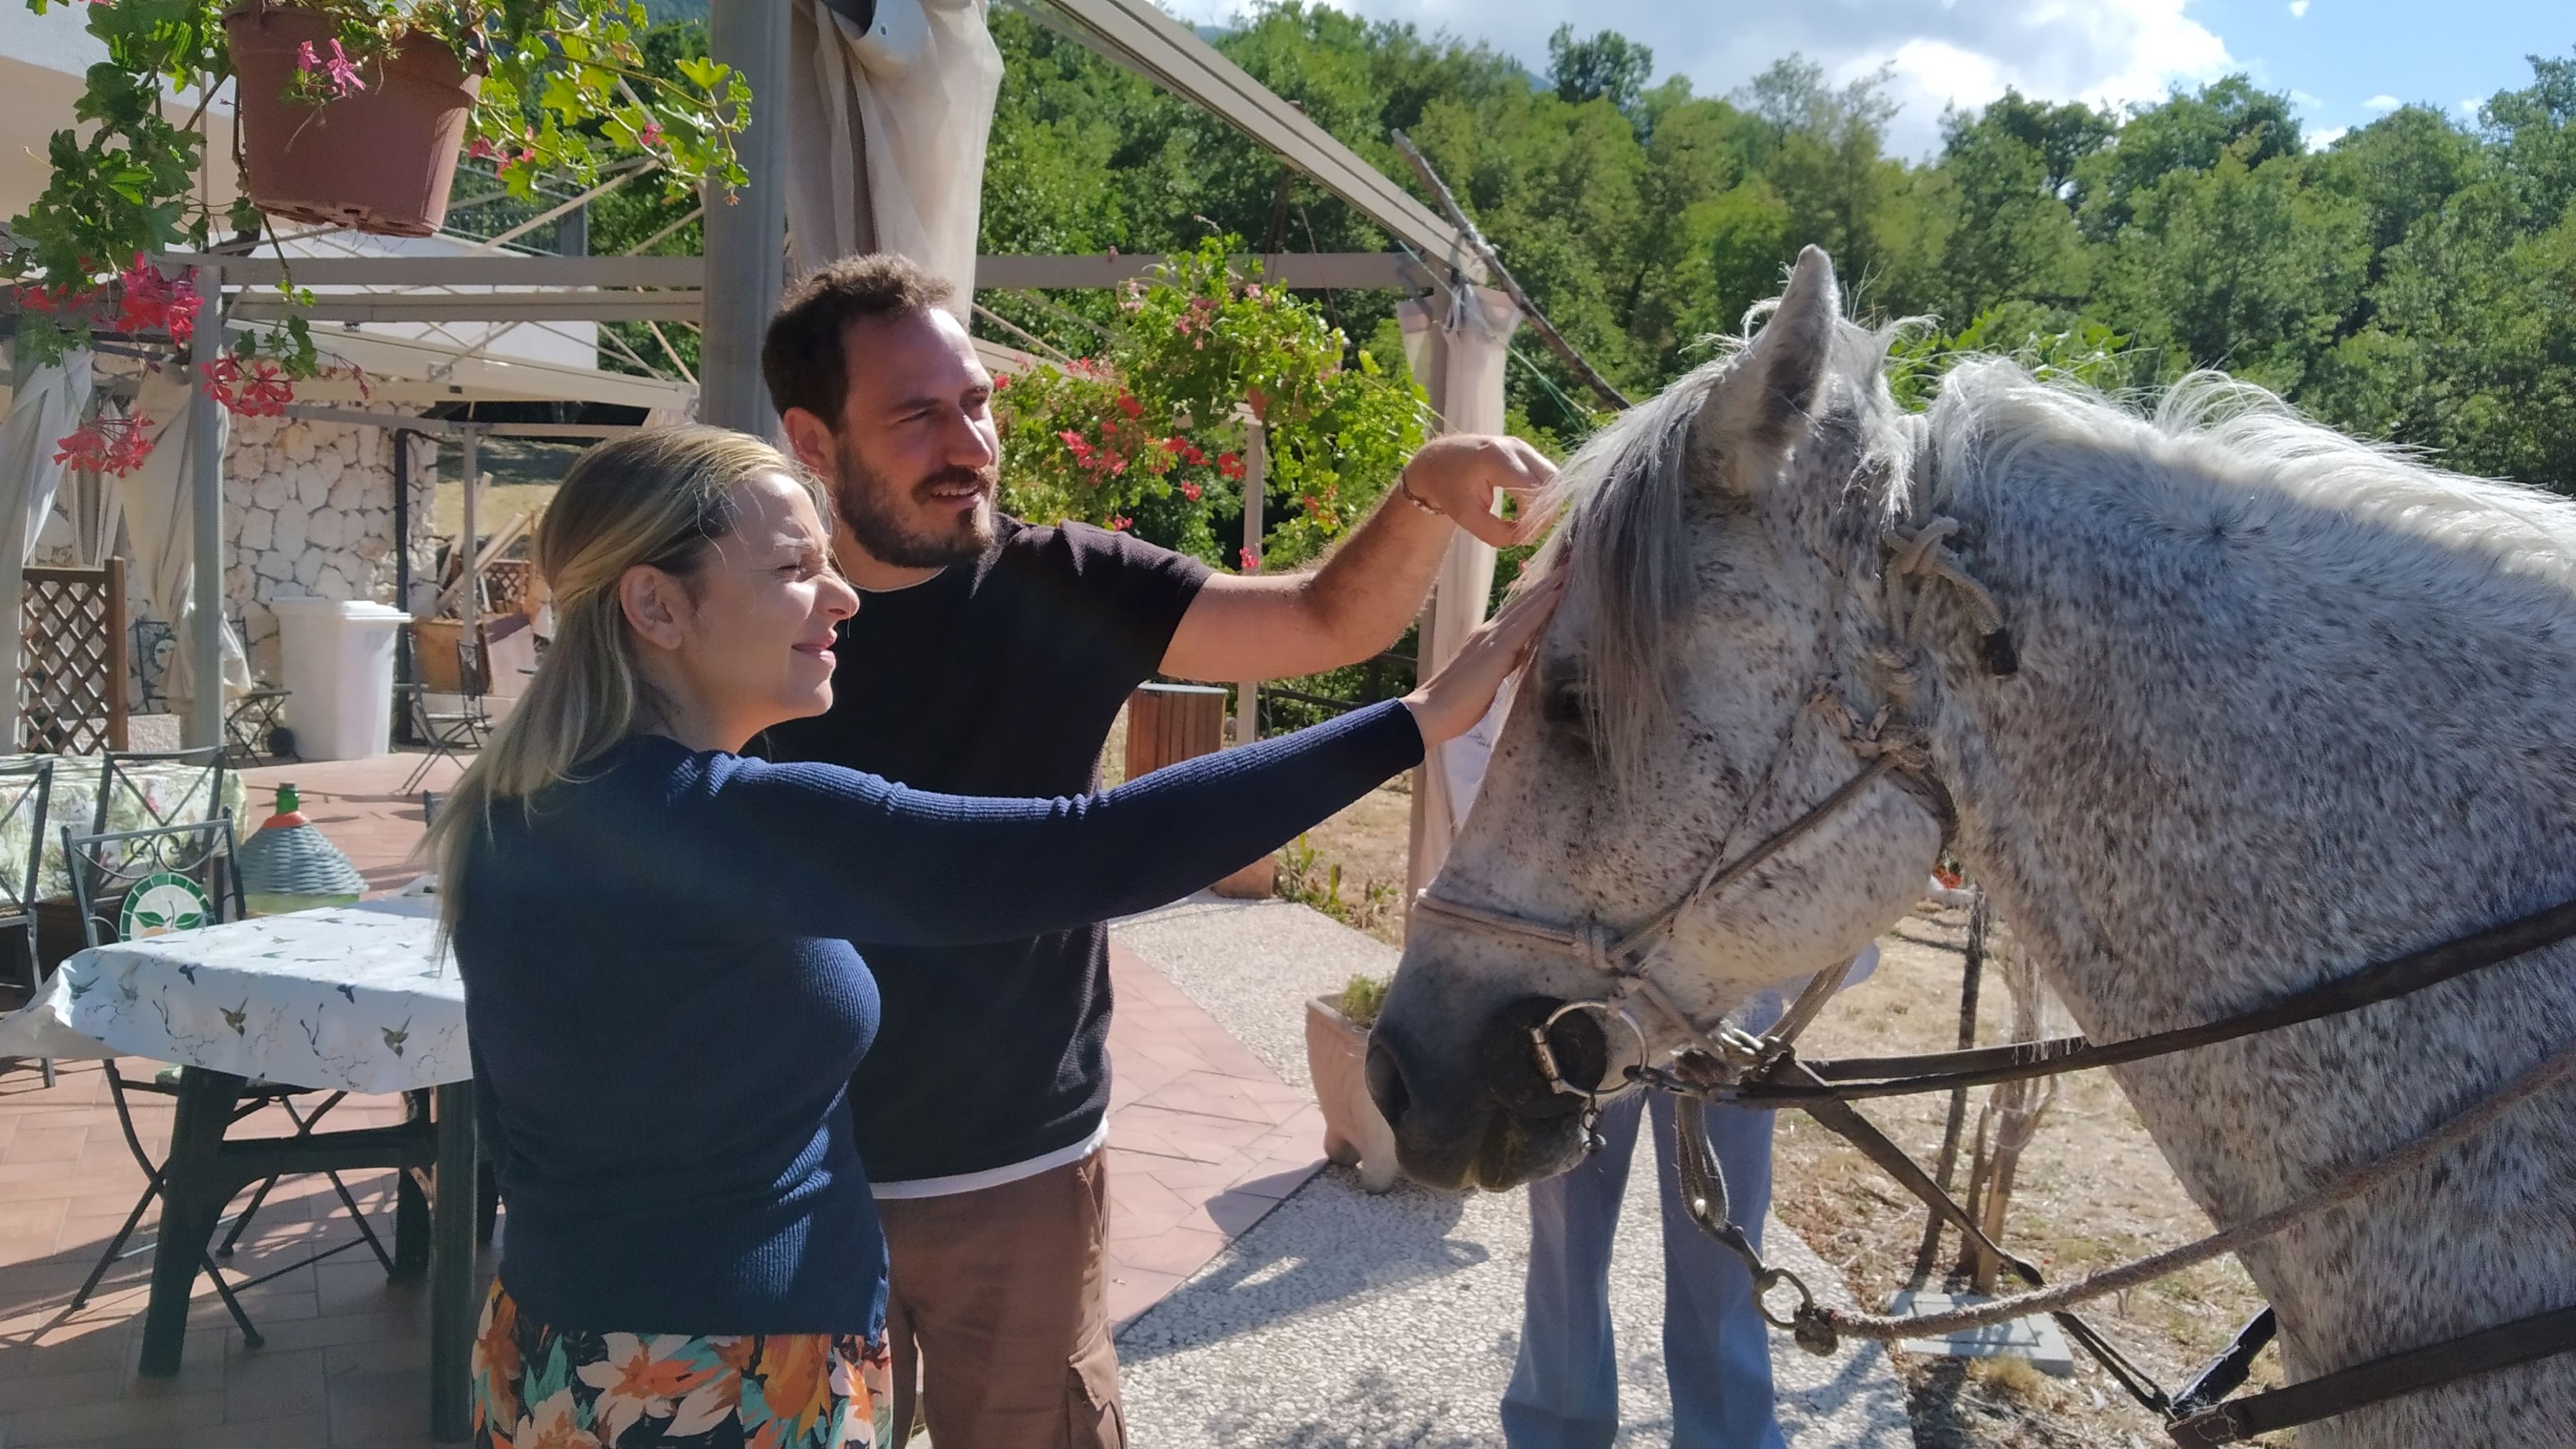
top-left (426, 426), bottom-right (826, 932)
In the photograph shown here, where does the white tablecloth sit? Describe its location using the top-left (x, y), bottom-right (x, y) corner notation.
top-left (0, 900), bottom-right (462, 1094)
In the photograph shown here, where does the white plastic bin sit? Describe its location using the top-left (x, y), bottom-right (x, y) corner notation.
top-left (271, 597), bottom-right (411, 761)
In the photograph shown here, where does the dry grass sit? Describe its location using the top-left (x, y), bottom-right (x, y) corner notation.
top-left (433, 481), bottom-right (560, 547)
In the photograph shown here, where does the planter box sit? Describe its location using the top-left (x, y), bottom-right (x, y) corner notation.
top-left (227, 5), bottom-right (482, 237)
top-left (1305, 995), bottom-right (1399, 1193)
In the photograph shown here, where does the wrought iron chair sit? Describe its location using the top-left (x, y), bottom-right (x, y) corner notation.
top-left (399, 685), bottom-right (490, 796)
top-left (223, 687), bottom-right (296, 764)
top-left (0, 761), bottom-right (53, 1085)
top-left (59, 818), bottom-right (395, 1340)
top-left (92, 746), bottom-right (230, 837)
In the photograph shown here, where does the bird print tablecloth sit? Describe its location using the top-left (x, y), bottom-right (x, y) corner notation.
top-left (0, 899), bottom-right (462, 1094)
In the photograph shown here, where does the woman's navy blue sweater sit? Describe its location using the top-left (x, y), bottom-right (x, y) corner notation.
top-left (453, 700), bottom-right (1420, 1339)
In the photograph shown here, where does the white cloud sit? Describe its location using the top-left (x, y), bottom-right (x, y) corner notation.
top-left (2363, 94), bottom-right (2401, 112)
top-left (2458, 97), bottom-right (2484, 117)
top-left (2288, 0), bottom-right (2310, 16)
top-left (1161, 0), bottom-right (2235, 158)
top-left (2306, 125), bottom-right (2348, 149)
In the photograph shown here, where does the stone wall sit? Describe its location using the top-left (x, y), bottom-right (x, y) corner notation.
top-left (220, 412), bottom-right (438, 681)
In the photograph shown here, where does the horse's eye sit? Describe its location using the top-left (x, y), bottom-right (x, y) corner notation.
top-left (1543, 683), bottom-right (1590, 734)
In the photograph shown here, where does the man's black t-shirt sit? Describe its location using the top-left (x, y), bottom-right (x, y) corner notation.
top-left (759, 517), bottom-right (1212, 1183)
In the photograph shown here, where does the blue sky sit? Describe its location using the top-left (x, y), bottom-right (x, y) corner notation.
top-left (1163, 0), bottom-right (2573, 157)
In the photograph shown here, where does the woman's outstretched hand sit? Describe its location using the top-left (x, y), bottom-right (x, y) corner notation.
top-left (1402, 572), bottom-right (1564, 746)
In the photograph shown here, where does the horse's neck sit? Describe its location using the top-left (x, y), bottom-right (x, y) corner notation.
top-left (1925, 439), bottom-right (2576, 1187)
top-left (1916, 441), bottom-right (2576, 1415)
top-left (1930, 443), bottom-right (2576, 1017)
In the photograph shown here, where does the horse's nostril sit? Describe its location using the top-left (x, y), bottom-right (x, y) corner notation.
top-left (1365, 1038), bottom-right (1410, 1128)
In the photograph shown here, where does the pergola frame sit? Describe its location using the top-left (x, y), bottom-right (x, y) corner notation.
top-left (160, 0), bottom-right (1506, 900)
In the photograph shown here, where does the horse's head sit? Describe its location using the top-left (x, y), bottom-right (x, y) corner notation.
top-left (1370, 248), bottom-right (1951, 1190)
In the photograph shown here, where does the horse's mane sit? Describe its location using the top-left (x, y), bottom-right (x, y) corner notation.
top-left (1928, 359), bottom-right (2576, 592)
top-left (1528, 316), bottom-right (1906, 781)
top-left (1528, 328), bottom-right (2576, 786)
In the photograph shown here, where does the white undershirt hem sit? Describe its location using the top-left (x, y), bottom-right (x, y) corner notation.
top-left (867, 1118), bottom-right (1109, 1200)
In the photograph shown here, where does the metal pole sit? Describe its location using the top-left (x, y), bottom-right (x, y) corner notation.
top-left (459, 428), bottom-right (480, 618)
top-left (1234, 419), bottom-right (1264, 746)
top-left (700, 0), bottom-right (791, 434)
top-left (185, 267), bottom-right (226, 749)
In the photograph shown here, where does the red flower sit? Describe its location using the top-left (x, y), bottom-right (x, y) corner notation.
top-left (203, 355), bottom-right (293, 418)
top-left (1179, 482), bottom-right (1201, 501)
top-left (1115, 393), bottom-right (1142, 419)
top-left (1217, 452), bottom-right (1244, 481)
top-left (112, 255), bottom-right (199, 345)
top-left (1239, 547), bottom-right (1260, 572)
top-left (994, 371), bottom-right (1012, 390)
top-left (638, 119), bottom-right (665, 148)
top-left (1110, 516), bottom-right (1133, 531)
top-left (54, 413), bottom-right (154, 477)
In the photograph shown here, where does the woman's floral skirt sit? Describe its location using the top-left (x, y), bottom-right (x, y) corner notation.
top-left (473, 1279), bottom-right (894, 1448)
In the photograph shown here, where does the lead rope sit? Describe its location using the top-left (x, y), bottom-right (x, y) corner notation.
top-left (1785, 1033), bottom-right (2576, 1352)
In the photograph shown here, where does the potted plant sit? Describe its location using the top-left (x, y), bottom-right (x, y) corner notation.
top-left (992, 235), bottom-right (1425, 572)
top-left (9, 0), bottom-right (746, 461)
top-left (1306, 972), bottom-right (1400, 1193)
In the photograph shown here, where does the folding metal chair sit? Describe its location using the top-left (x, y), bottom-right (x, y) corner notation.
top-left (399, 686), bottom-right (489, 796)
top-left (59, 819), bottom-right (395, 1341)
top-left (0, 760), bottom-right (53, 1085)
top-left (93, 746), bottom-right (230, 836)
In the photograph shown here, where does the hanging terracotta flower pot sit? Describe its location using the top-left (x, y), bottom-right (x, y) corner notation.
top-left (224, 4), bottom-right (482, 238)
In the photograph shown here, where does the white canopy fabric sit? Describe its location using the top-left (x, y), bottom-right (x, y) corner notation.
top-left (125, 364), bottom-right (249, 710)
top-left (784, 0), bottom-right (1002, 314)
top-left (0, 351), bottom-right (94, 745)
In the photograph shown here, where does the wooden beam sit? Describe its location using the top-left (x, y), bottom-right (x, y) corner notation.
top-left (979, 251), bottom-right (1438, 291)
top-left (160, 253), bottom-right (703, 288)
top-left (230, 294), bottom-right (706, 323)
top-left (1034, 0), bottom-right (1483, 283)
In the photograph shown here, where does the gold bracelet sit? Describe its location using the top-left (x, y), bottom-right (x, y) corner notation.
top-left (1397, 472), bottom-right (1442, 517)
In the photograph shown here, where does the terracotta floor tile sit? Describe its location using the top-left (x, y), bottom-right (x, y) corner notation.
top-left (1225, 1160), bottom-right (1323, 1201)
top-left (1108, 1223), bottom-right (1229, 1279)
top-left (1104, 1210), bottom-right (1186, 1247)
top-left (1103, 1267), bottom-right (1184, 1332)
top-left (1, 1387), bottom-right (226, 1447)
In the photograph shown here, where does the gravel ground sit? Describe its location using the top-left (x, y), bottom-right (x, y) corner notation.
top-left (1110, 897), bottom-right (1912, 1448)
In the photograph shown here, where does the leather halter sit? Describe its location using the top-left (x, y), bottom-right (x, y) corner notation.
top-left (1407, 452), bottom-right (2010, 1096)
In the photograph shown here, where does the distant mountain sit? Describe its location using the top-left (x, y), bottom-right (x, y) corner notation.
top-left (641, 1), bottom-right (706, 20)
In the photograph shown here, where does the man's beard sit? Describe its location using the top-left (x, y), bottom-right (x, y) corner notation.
top-left (832, 439), bottom-right (997, 569)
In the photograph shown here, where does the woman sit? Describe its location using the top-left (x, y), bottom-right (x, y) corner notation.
top-left (431, 426), bottom-right (1554, 1448)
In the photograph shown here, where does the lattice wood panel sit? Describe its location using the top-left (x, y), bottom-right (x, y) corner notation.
top-left (21, 561), bottom-right (129, 755)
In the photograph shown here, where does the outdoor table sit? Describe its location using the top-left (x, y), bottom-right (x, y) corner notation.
top-left (0, 751), bottom-right (248, 899)
top-left (0, 899), bottom-right (480, 1440)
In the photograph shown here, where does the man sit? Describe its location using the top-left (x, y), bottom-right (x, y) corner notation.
top-left (758, 253), bottom-right (1554, 1448)
top-left (1497, 965), bottom-right (1870, 1449)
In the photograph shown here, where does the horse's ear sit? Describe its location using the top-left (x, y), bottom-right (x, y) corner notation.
top-left (1701, 245), bottom-right (1840, 484)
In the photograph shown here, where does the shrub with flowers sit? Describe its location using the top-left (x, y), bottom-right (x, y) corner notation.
top-left (10, 0), bottom-right (743, 469)
top-left (995, 237), bottom-right (1425, 572)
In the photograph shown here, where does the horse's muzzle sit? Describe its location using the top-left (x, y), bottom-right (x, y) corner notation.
top-left (1478, 995), bottom-right (1615, 1118)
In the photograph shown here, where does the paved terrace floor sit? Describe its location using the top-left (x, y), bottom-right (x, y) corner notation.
top-left (0, 751), bottom-right (1328, 1446)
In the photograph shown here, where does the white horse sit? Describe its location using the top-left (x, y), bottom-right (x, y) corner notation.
top-left (1367, 247), bottom-right (2576, 1446)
